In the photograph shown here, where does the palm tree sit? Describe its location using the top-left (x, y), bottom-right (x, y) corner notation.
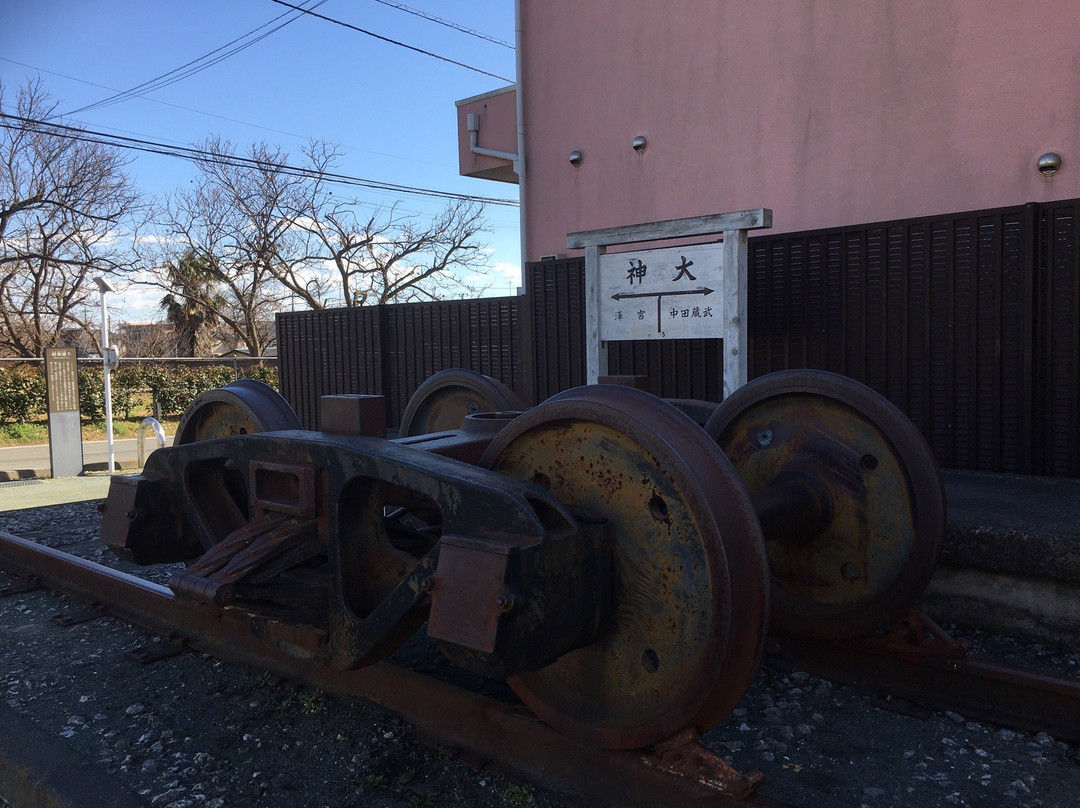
top-left (159, 250), bottom-right (225, 356)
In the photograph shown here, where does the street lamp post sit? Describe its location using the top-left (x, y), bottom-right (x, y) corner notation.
top-left (95, 276), bottom-right (117, 473)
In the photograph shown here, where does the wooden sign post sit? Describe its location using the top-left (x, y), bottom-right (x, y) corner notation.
top-left (567, 209), bottom-right (772, 398)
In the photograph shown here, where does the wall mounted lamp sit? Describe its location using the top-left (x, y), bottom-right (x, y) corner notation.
top-left (568, 149), bottom-right (584, 167)
top-left (632, 136), bottom-right (648, 153)
top-left (1037, 152), bottom-right (1063, 177)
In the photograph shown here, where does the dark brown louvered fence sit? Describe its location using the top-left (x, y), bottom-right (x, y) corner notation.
top-left (278, 297), bottom-right (523, 431)
top-left (279, 199), bottom-right (1080, 477)
top-left (747, 202), bottom-right (1078, 477)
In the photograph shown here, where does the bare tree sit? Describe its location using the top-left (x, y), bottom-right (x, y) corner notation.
top-left (150, 137), bottom-right (305, 356)
top-left (0, 78), bottom-right (140, 357)
top-left (149, 138), bottom-right (493, 353)
top-left (273, 141), bottom-right (490, 308)
top-left (284, 196), bottom-right (490, 309)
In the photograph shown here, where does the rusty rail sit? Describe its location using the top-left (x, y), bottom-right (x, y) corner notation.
top-left (769, 611), bottom-right (1080, 745)
top-left (0, 530), bottom-right (788, 808)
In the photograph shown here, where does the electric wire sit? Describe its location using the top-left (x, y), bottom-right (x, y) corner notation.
top-left (1, 57), bottom-right (453, 171)
top-left (62, 0), bottom-right (326, 118)
top-left (271, 0), bottom-right (513, 82)
top-left (370, 0), bottom-right (513, 49)
top-left (0, 113), bottom-right (518, 207)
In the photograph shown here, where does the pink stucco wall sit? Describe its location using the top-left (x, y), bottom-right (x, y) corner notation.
top-left (456, 86), bottom-right (518, 184)
top-left (516, 0), bottom-right (1080, 260)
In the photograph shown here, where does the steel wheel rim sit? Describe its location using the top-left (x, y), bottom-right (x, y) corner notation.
top-left (398, 369), bottom-right (525, 437)
top-left (705, 370), bottom-right (945, 638)
top-left (175, 379), bottom-right (301, 445)
top-left (481, 385), bottom-right (768, 749)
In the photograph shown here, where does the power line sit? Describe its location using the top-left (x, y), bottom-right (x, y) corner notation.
top-left (370, 0), bottom-right (514, 49)
top-left (271, 0), bottom-right (513, 83)
top-left (1, 56), bottom-right (454, 171)
top-left (62, 0), bottom-right (327, 118)
top-left (0, 113), bottom-right (518, 207)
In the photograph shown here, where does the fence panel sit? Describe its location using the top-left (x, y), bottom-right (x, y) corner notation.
top-left (276, 307), bottom-right (382, 430)
top-left (278, 200), bottom-right (1078, 475)
top-left (1034, 201), bottom-right (1080, 476)
top-left (278, 297), bottom-right (521, 430)
top-left (747, 205), bottom-right (1037, 474)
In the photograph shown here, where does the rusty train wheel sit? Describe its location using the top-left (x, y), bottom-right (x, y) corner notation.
top-left (704, 370), bottom-right (945, 639)
top-left (175, 379), bottom-right (301, 445)
top-left (398, 369), bottom-right (524, 438)
top-left (480, 385), bottom-right (769, 750)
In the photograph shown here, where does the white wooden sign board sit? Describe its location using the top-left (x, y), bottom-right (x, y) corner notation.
top-left (599, 243), bottom-right (725, 341)
top-left (567, 209), bottom-right (772, 399)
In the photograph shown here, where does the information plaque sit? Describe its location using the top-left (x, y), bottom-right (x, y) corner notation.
top-left (568, 209), bottom-right (772, 398)
top-left (44, 347), bottom-right (83, 477)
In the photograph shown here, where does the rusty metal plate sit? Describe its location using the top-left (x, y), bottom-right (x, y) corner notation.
top-left (398, 368), bottom-right (524, 437)
top-left (706, 370), bottom-right (945, 638)
top-left (481, 385), bottom-right (768, 750)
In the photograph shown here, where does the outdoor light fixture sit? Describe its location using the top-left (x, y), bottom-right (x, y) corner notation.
top-left (94, 276), bottom-right (117, 294)
top-left (568, 149), bottom-right (584, 167)
top-left (95, 276), bottom-right (117, 472)
top-left (632, 136), bottom-right (648, 153)
top-left (1037, 152), bottom-right (1063, 177)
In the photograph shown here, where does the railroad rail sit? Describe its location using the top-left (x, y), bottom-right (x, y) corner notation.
top-left (2, 529), bottom-right (1079, 806)
top-left (770, 611), bottom-right (1080, 745)
top-left (0, 530), bottom-right (788, 808)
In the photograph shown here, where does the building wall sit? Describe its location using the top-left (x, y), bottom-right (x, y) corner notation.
top-left (520, 0), bottom-right (1080, 259)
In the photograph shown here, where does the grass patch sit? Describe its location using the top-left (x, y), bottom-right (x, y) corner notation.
top-left (0, 414), bottom-right (180, 447)
top-left (359, 773), bottom-right (387, 791)
top-left (0, 422), bottom-right (48, 444)
top-left (501, 784), bottom-right (534, 805)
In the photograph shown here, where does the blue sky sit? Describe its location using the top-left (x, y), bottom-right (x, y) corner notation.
top-left (0, 0), bottom-right (520, 321)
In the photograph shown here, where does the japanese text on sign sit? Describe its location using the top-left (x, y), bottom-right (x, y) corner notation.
top-left (598, 243), bottom-right (726, 341)
top-left (45, 347), bottom-right (80, 413)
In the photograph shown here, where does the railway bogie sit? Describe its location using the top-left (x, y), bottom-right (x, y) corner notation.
top-left (94, 369), bottom-right (945, 755)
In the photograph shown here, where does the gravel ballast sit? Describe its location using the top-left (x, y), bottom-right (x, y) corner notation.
top-left (2, 500), bottom-right (1079, 808)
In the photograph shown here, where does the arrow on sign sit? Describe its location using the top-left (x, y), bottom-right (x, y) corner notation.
top-left (610, 286), bottom-right (714, 301)
top-left (609, 287), bottom-right (717, 334)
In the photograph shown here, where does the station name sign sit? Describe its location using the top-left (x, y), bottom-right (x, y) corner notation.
top-left (599, 243), bottom-right (725, 341)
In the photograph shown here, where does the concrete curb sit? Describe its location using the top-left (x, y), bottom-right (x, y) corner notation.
top-left (0, 460), bottom-right (138, 483)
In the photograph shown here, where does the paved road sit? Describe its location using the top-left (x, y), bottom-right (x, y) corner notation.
top-left (0, 435), bottom-right (173, 476)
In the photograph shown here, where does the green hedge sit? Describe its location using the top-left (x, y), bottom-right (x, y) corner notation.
top-left (0, 362), bottom-right (279, 424)
top-left (0, 365), bottom-right (48, 423)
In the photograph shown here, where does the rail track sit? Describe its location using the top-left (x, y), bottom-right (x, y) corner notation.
top-left (0, 530), bottom-right (790, 808)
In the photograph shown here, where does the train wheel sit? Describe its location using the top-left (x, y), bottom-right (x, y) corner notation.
top-left (704, 370), bottom-right (945, 639)
top-left (480, 385), bottom-right (768, 750)
top-left (175, 379), bottom-right (301, 445)
top-left (398, 369), bottom-right (524, 437)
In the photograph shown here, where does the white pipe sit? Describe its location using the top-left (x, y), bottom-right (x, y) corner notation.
top-left (100, 289), bottom-right (115, 473)
top-left (468, 124), bottom-right (518, 162)
top-left (515, 0), bottom-right (527, 275)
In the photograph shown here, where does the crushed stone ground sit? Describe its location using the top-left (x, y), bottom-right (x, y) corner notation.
top-left (2, 501), bottom-right (1079, 807)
